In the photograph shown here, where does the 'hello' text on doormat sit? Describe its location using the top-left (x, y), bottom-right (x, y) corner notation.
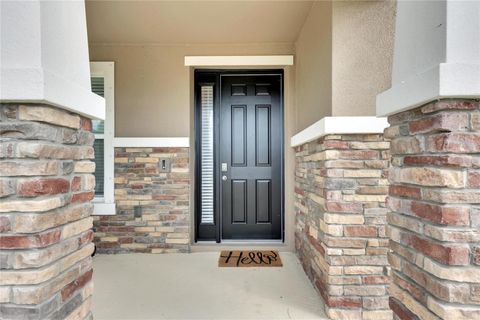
top-left (218, 250), bottom-right (283, 267)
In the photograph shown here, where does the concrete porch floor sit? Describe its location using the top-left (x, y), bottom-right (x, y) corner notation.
top-left (92, 252), bottom-right (327, 320)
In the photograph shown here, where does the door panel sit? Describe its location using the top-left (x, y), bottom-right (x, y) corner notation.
top-left (231, 106), bottom-right (247, 166)
top-left (220, 75), bottom-right (282, 240)
top-left (255, 105), bottom-right (271, 166)
top-left (232, 180), bottom-right (247, 223)
top-left (256, 179), bottom-right (271, 223)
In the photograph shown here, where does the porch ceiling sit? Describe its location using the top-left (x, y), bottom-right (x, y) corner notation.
top-left (86, 0), bottom-right (313, 45)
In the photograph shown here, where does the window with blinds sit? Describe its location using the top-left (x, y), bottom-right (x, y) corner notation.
top-left (93, 140), bottom-right (104, 196)
top-left (91, 77), bottom-right (105, 197)
top-left (200, 86), bottom-right (214, 224)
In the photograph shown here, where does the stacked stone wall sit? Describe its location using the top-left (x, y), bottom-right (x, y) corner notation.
top-left (386, 99), bottom-right (480, 319)
top-left (0, 104), bottom-right (95, 319)
top-left (93, 147), bottom-right (190, 253)
top-left (295, 133), bottom-right (391, 319)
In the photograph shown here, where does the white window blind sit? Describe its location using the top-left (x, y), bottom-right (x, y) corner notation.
top-left (200, 86), bottom-right (214, 224)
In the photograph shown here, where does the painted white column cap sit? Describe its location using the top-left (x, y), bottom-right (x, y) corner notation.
top-left (0, 0), bottom-right (105, 120)
top-left (376, 0), bottom-right (480, 117)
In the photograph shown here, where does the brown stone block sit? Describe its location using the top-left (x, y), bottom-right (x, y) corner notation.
top-left (421, 99), bottom-right (479, 114)
top-left (71, 176), bottom-right (81, 191)
top-left (402, 233), bottom-right (470, 265)
top-left (389, 297), bottom-right (419, 320)
top-left (80, 117), bottom-right (92, 131)
top-left (468, 171), bottom-right (480, 187)
top-left (17, 178), bottom-right (70, 197)
top-left (323, 140), bottom-right (349, 149)
top-left (403, 155), bottom-right (473, 168)
top-left (409, 112), bottom-right (469, 134)
top-left (344, 226), bottom-right (378, 237)
top-left (61, 269), bottom-right (93, 301)
top-left (0, 229), bottom-right (61, 249)
top-left (326, 201), bottom-right (363, 213)
top-left (363, 275), bottom-right (390, 285)
top-left (326, 296), bottom-right (362, 309)
top-left (367, 247), bottom-right (389, 255)
top-left (409, 201), bottom-right (471, 226)
top-left (71, 191), bottom-right (94, 203)
top-left (427, 132), bottom-right (480, 153)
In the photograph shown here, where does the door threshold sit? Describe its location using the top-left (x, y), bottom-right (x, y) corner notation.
top-left (192, 240), bottom-right (287, 253)
top-left (221, 239), bottom-right (284, 244)
top-left (194, 240), bottom-right (283, 245)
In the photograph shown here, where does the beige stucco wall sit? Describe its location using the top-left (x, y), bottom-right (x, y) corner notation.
top-left (293, 0), bottom-right (396, 129)
top-left (294, 1), bottom-right (333, 133)
top-left (88, 1), bottom-right (396, 251)
top-left (332, 0), bottom-right (396, 116)
top-left (89, 43), bottom-right (293, 137)
top-left (90, 43), bottom-right (298, 251)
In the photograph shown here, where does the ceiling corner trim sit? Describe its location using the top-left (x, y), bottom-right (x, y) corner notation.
top-left (184, 55), bottom-right (294, 67)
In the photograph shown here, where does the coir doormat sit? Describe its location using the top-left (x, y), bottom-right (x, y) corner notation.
top-left (218, 250), bottom-right (282, 267)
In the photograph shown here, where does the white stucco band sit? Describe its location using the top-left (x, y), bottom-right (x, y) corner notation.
top-left (377, 62), bottom-right (480, 116)
top-left (1, 67), bottom-right (105, 120)
top-left (0, 0), bottom-right (105, 120)
top-left (290, 117), bottom-right (389, 147)
top-left (376, 0), bottom-right (480, 117)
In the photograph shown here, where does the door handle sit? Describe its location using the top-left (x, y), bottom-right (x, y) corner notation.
top-left (222, 175), bottom-right (228, 181)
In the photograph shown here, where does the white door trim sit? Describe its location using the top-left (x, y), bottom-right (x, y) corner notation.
top-left (184, 55), bottom-right (294, 67)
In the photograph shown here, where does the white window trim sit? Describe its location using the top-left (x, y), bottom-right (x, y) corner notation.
top-left (90, 61), bottom-right (116, 215)
top-left (112, 137), bottom-right (189, 148)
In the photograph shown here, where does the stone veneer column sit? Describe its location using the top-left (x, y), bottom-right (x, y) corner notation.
top-left (93, 147), bottom-right (190, 253)
top-left (295, 133), bottom-right (391, 320)
top-left (385, 99), bottom-right (480, 319)
top-left (0, 104), bottom-right (95, 319)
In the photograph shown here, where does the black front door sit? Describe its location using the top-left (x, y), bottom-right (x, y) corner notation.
top-left (195, 71), bottom-right (283, 241)
top-left (220, 75), bottom-right (282, 240)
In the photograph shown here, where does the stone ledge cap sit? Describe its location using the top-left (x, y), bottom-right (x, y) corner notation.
top-left (290, 116), bottom-right (389, 147)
